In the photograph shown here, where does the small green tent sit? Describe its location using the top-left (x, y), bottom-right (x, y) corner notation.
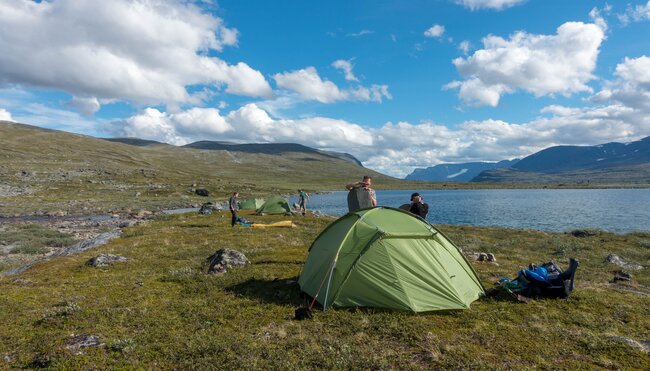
top-left (239, 198), bottom-right (266, 210)
top-left (298, 207), bottom-right (485, 312)
top-left (256, 196), bottom-right (291, 214)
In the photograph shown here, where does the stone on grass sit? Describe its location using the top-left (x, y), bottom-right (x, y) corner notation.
top-left (207, 249), bottom-right (249, 274)
top-left (606, 254), bottom-right (643, 270)
top-left (607, 336), bottom-right (650, 354)
top-left (195, 188), bottom-right (209, 197)
top-left (570, 230), bottom-right (596, 238)
top-left (467, 252), bottom-right (498, 264)
top-left (199, 202), bottom-right (216, 215)
top-left (86, 254), bottom-right (128, 267)
top-left (65, 334), bottom-right (103, 350)
top-left (611, 270), bottom-right (633, 283)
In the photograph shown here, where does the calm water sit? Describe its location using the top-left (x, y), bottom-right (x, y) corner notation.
top-left (290, 189), bottom-right (650, 234)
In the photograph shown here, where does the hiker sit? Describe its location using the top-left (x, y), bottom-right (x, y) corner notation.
top-left (346, 175), bottom-right (377, 211)
top-left (229, 191), bottom-right (239, 227)
top-left (298, 189), bottom-right (309, 216)
top-left (409, 192), bottom-right (429, 219)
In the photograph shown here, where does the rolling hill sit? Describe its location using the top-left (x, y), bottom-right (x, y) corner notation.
top-left (0, 121), bottom-right (401, 216)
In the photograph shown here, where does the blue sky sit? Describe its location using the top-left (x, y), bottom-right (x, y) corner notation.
top-left (1, 0), bottom-right (650, 177)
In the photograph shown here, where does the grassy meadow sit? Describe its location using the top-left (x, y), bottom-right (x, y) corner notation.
top-left (1, 211), bottom-right (648, 369)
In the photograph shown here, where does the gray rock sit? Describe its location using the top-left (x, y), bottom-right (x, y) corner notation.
top-left (118, 221), bottom-right (136, 228)
top-left (195, 188), bottom-right (209, 197)
top-left (207, 248), bottom-right (249, 274)
top-left (611, 270), bottom-right (632, 283)
top-left (607, 254), bottom-right (643, 270)
top-left (65, 334), bottom-right (102, 349)
top-left (86, 254), bottom-right (128, 267)
top-left (199, 202), bottom-right (217, 215)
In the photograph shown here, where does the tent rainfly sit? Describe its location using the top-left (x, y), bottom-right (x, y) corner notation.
top-left (239, 198), bottom-right (266, 210)
top-left (256, 196), bottom-right (291, 215)
top-left (298, 207), bottom-right (485, 312)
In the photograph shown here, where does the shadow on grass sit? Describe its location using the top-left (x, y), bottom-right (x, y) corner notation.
top-left (225, 277), bottom-right (304, 306)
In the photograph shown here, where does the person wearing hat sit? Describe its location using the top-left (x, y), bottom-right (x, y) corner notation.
top-left (409, 192), bottom-right (429, 219)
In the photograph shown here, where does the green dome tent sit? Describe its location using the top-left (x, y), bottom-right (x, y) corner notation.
top-left (298, 207), bottom-right (485, 312)
top-left (238, 198), bottom-right (266, 210)
top-left (256, 196), bottom-right (291, 215)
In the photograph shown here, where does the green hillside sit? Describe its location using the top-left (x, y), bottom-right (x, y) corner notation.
top-left (0, 121), bottom-right (406, 216)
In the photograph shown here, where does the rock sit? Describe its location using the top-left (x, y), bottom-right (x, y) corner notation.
top-left (85, 254), bottom-right (128, 267)
top-left (132, 210), bottom-right (152, 219)
top-left (47, 210), bottom-right (67, 217)
top-left (65, 334), bottom-right (102, 350)
top-left (195, 188), bottom-right (209, 197)
top-left (611, 270), bottom-right (632, 283)
top-left (206, 249), bottom-right (249, 274)
top-left (606, 254), bottom-right (643, 270)
top-left (134, 192), bottom-right (141, 197)
top-left (467, 252), bottom-right (498, 265)
top-left (486, 253), bottom-right (496, 263)
top-left (199, 202), bottom-right (215, 215)
top-left (570, 229), bottom-right (596, 238)
top-left (118, 221), bottom-right (135, 228)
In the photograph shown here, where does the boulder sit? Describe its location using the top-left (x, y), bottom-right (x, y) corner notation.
top-left (199, 202), bottom-right (216, 215)
top-left (570, 230), bottom-right (596, 238)
top-left (195, 188), bottom-right (210, 197)
top-left (606, 254), bottom-right (643, 270)
top-left (206, 248), bottom-right (249, 274)
top-left (65, 334), bottom-right (102, 350)
top-left (86, 254), bottom-right (128, 267)
top-left (611, 270), bottom-right (632, 283)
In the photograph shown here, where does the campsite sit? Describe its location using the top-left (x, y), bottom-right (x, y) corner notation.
top-left (2, 0), bottom-right (650, 369)
top-left (1, 206), bottom-right (649, 368)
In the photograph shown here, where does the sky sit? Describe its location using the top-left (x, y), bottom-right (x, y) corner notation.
top-left (1, 0), bottom-right (650, 177)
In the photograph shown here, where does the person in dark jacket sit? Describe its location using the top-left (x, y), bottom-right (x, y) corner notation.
top-left (409, 192), bottom-right (429, 219)
top-left (229, 191), bottom-right (239, 227)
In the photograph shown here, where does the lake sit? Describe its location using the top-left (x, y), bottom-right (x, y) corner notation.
top-left (290, 189), bottom-right (650, 234)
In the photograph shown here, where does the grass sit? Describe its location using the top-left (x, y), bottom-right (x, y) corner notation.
top-left (1, 224), bottom-right (77, 255)
top-left (0, 212), bottom-right (648, 369)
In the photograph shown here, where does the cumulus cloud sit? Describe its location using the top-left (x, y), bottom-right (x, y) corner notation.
top-left (332, 60), bottom-right (359, 82)
top-left (0, 108), bottom-right (13, 121)
top-left (453, 0), bottom-right (526, 11)
top-left (458, 40), bottom-right (472, 54)
top-left (273, 67), bottom-right (391, 103)
top-left (66, 96), bottom-right (101, 117)
top-left (111, 97), bottom-right (650, 178)
top-left (591, 56), bottom-right (650, 111)
top-left (424, 24), bottom-right (445, 38)
top-left (0, 0), bottom-right (272, 106)
top-left (447, 21), bottom-right (605, 106)
top-left (113, 103), bottom-right (373, 148)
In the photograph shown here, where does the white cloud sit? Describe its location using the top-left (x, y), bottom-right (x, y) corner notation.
top-left (273, 67), bottom-right (345, 103)
top-left (448, 21), bottom-right (605, 106)
top-left (424, 24), bottom-right (445, 38)
top-left (619, 1), bottom-right (650, 24)
top-left (453, 0), bottom-right (526, 11)
top-left (332, 60), bottom-right (359, 82)
top-left (0, 0), bottom-right (272, 106)
top-left (458, 40), bottom-right (471, 54)
top-left (114, 103), bottom-right (374, 148)
top-left (592, 56), bottom-right (650, 111)
top-left (66, 96), bottom-right (101, 117)
top-left (273, 67), bottom-right (391, 103)
top-left (112, 97), bottom-right (650, 178)
top-left (347, 29), bottom-right (374, 37)
top-left (0, 108), bottom-right (12, 121)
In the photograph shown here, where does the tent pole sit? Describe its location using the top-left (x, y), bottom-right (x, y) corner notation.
top-left (322, 259), bottom-right (337, 311)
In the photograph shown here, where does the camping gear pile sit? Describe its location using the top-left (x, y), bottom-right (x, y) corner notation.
top-left (495, 258), bottom-right (579, 301)
top-left (298, 207), bottom-right (485, 313)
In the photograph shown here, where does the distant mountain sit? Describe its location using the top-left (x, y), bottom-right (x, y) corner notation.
top-left (104, 137), bottom-right (168, 147)
top-left (405, 160), bottom-right (518, 182)
top-left (183, 140), bottom-right (364, 167)
top-left (473, 136), bottom-right (650, 183)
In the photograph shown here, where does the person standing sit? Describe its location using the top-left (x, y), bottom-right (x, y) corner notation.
top-left (409, 192), bottom-right (429, 219)
top-left (345, 175), bottom-right (377, 211)
top-left (229, 191), bottom-right (239, 227)
top-left (298, 189), bottom-right (309, 216)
